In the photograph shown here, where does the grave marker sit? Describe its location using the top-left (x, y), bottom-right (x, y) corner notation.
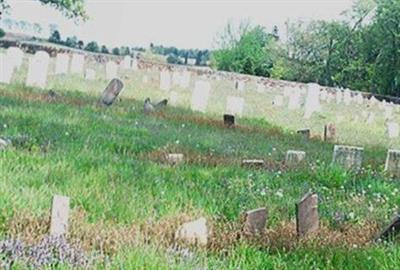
top-left (55, 53), bottom-right (69, 74)
top-left (377, 215), bottom-right (400, 242)
top-left (50, 195), bottom-right (70, 236)
top-left (166, 153), bottom-right (184, 165)
top-left (324, 123), bottom-right (336, 142)
top-left (243, 208), bottom-right (267, 234)
top-left (175, 217), bottom-right (209, 246)
top-left (190, 80), bottom-right (210, 113)
top-left (6, 47), bottom-right (24, 70)
top-left (304, 83), bottom-right (321, 119)
top-left (332, 145), bottom-right (364, 171)
top-left (26, 51), bottom-right (49, 88)
top-left (160, 70), bottom-right (171, 91)
top-left (100, 78), bottom-right (124, 106)
top-left (297, 128), bottom-right (311, 139)
top-left (223, 114), bottom-right (235, 127)
top-left (296, 192), bottom-right (319, 237)
top-left (179, 71), bottom-right (191, 88)
top-left (0, 53), bottom-right (15, 84)
top-left (386, 122), bottom-right (399, 139)
top-left (242, 159), bottom-right (265, 168)
top-left (385, 149), bottom-right (400, 178)
top-left (70, 54), bottom-right (84, 74)
top-left (85, 68), bottom-right (96, 80)
top-left (285, 150), bottom-right (306, 167)
top-left (226, 96), bottom-right (245, 116)
top-left (106, 61), bottom-right (118, 80)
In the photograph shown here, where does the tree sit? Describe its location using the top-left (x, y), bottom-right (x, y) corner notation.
top-left (101, 45), bottom-right (109, 54)
top-left (33, 23), bottom-right (42, 35)
top-left (77, 40), bottom-right (84, 49)
top-left (65, 36), bottom-right (78, 48)
top-left (48, 30), bottom-right (61, 43)
top-left (166, 53), bottom-right (183, 64)
top-left (112, 47), bottom-right (120, 55)
top-left (84, 41), bottom-right (99, 52)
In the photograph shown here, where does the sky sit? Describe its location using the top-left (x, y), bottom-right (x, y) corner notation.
top-left (4, 0), bottom-right (354, 50)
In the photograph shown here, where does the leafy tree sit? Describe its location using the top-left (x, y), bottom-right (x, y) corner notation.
top-left (33, 23), bottom-right (42, 34)
top-left (48, 30), bottom-right (61, 43)
top-left (85, 41), bottom-right (99, 52)
top-left (101, 45), bottom-right (109, 54)
top-left (166, 53), bottom-right (183, 64)
top-left (77, 40), bottom-right (84, 49)
top-left (112, 47), bottom-right (120, 55)
top-left (65, 36), bottom-right (78, 48)
top-left (0, 28), bottom-right (5, 38)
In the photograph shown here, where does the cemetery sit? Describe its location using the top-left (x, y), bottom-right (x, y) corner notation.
top-left (0, 1), bottom-right (400, 269)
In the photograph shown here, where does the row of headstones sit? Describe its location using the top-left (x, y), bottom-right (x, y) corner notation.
top-left (47, 192), bottom-right (400, 248)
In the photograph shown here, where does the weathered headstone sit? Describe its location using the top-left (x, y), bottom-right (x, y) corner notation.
top-left (386, 122), bottom-right (399, 139)
top-left (6, 47), bottom-right (24, 70)
top-left (256, 83), bottom-right (264, 93)
top-left (285, 150), bottom-right (306, 167)
top-left (288, 90), bottom-right (301, 110)
top-left (343, 89), bottom-right (352, 105)
top-left (106, 61), bottom-right (118, 80)
top-left (332, 145), bottom-right (364, 171)
top-left (336, 90), bottom-right (343, 104)
top-left (179, 71), bottom-right (191, 88)
top-left (85, 68), bottom-right (96, 80)
top-left (160, 70), bottom-right (171, 91)
top-left (190, 80), bottom-right (210, 113)
top-left (242, 159), bottom-right (265, 168)
top-left (296, 192), bottom-right (319, 237)
top-left (226, 96), bottom-right (245, 116)
top-left (366, 112), bottom-right (375, 125)
top-left (142, 75), bottom-right (148, 83)
top-left (70, 54), bottom-right (84, 74)
top-left (377, 215), bottom-right (400, 242)
top-left (297, 128), bottom-right (310, 139)
top-left (55, 53), bottom-right (69, 74)
top-left (385, 149), bottom-right (400, 178)
top-left (50, 195), bottom-right (70, 236)
top-left (172, 71), bottom-right (181, 85)
top-left (169, 91), bottom-right (179, 106)
top-left (26, 51), bottom-right (49, 88)
top-left (175, 217), bottom-right (209, 246)
top-left (324, 123), bottom-right (336, 142)
top-left (166, 153), bottom-right (184, 165)
top-left (223, 114), bottom-right (235, 127)
top-left (243, 208), bottom-right (267, 234)
top-left (272, 95), bottom-right (284, 107)
top-left (0, 53), bottom-right (15, 84)
top-left (304, 83), bottom-right (321, 119)
top-left (100, 78), bottom-right (124, 106)
top-left (131, 58), bottom-right (138, 70)
top-left (122, 55), bottom-right (131, 69)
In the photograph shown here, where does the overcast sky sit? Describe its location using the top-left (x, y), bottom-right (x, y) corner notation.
top-left (5, 0), bottom-right (353, 49)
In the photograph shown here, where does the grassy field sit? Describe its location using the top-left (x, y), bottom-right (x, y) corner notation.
top-left (0, 51), bottom-right (400, 268)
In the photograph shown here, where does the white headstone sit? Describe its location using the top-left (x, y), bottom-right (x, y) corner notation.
top-left (304, 83), bottom-right (321, 119)
top-left (160, 70), bottom-right (171, 91)
top-left (179, 71), bottom-right (191, 88)
top-left (169, 91), bottom-right (179, 106)
top-left (131, 58), bottom-right (138, 70)
top-left (142, 75), bottom-right (148, 83)
top-left (237, 81), bottom-right (245, 91)
top-left (70, 54), bottom-right (84, 74)
top-left (50, 195), bottom-right (70, 236)
top-left (226, 96), bottom-right (245, 116)
top-left (6, 47), bottom-right (24, 70)
top-left (0, 53), bottom-right (15, 84)
top-left (106, 61), bottom-right (118, 80)
top-left (384, 106), bottom-right (394, 120)
top-left (175, 217), bottom-right (209, 246)
top-left (256, 83), bottom-right (264, 93)
top-left (172, 71), bottom-right (181, 85)
top-left (123, 55), bottom-right (131, 69)
top-left (273, 95), bottom-right (284, 107)
top-left (85, 69), bottom-right (96, 80)
top-left (26, 51), bottom-right (49, 88)
top-left (191, 80), bottom-right (210, 112)
top-left (336, 90), bottom-right (343, 104)
top-left (387, 122), bottom-right (399, 139)
top-left (343, 89), bottom-right (352, 105)
top-left (288, 90), bottom-right (301, 110)
top-left (55, 53), bottom-right (69, 74)
top-left (366, 112), bottom-right (375, 124)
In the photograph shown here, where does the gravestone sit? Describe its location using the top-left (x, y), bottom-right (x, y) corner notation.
top-left (123, 55), bottom-right (131, 69)
top-left (0, 54), bottom-right (15, 84)
top-left (6, 47), bottom-right (24, 70)
top-left (343, 89), bottom-right (352, 105)
top-left (296, 192), bottom-right (319, 237)
top-left (26, 51), bottom-right (49, 88)
top-left (242, 159), bottom-right (265, 168)
top-left (272, 95), bottom-right (284, 107)
top-left (50, 195), bottom-right (70, 236)
top-left (297, 128), bottom-right (311, 139)
top-left (55, 53), bottom-right (69, 74)
top-left (166, 153), bottom-right (184, 165)
top-left (332, 145), bottom-right (364, 171)
top-left (285, 150), bottom-right (306, 167)
top-left (0, 138), bottom-right (11, 150)
top-left (355, 93), bottom-right (364, 105)
top-left (369, 96), bottom-right (378, 106)
top-left (385, 149), bottom-right (400, 178)
top-left (175, 217), bottom-right (209, 246)
top-left (169, 91), bottom-right (179, 106)
top-left (223, 114), bottom-right (235, 127)
top-left (377, 215), bottom-right (400, 242)
top-left (100, 78), bottom-right (124, 106)
top-left (237, 81), bottom-right (245, 91)
top-left (226, 96), bottom-right (245, 116)
top-left (324, 123), bottom-right (336, 141)
top-left (172, 71), bottom-right (181, 85)
top-left (142, 75), bottom-right (148, 83)
top-left (256, 83), bottom-right (264, 93)
top-left (190, 80), bottom-right (210, 113)
top-left (243, 208), bottom-right (267, 234)
top-left (386, 122), bottom-right (399, 139)
top-left (319, 90), bottom-right (327, 101)
top-left (366, 112), bottom-right (375, 125)
top-left (384, 106), bottom-right (394, 120)
top-left (131, 58), bottom-right (138, 70)
top-left (288, 91), bottom-right (301, 110)
top-left (70, 54), bottom-right (84, 74)
top-left (304, 83), bottom-right (321, 119)
top-left (160, 70), bottom-right (171, 91)
top-left (106, 61), bottom-right (118, 80)
top-left (179, 71), bottom-right (191, 88)
top-left (336, 90), bottom-right (343, 104)
top-left (85, 69), bottom-right (96, 80)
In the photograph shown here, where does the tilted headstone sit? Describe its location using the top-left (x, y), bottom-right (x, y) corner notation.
top-left (297, 128), bottom-right (310, 139)
top-left (6, 47), bottom-right (24, 70)
top-left (324, 123), bottom-right (336, 141)
top-left (385, 149), bottom-right (400, 178)
top-left (332, 145), bottom-right (364, 171)
top-left (55, 53), bottom-right (69, 74)
top-left (285, 150), bottom-right (306, 167)
top-left (243, 208), bottom-right (267, 234)
top-left (0, 53), bottom-right (15, 84)
top-left (166, 153), bottom-right (184, 165)
top-left (175, 217), bottom-right (209, 246)
top-left (85, 68), bottom-right (96, 80)
top-left (223, 114), bottom-right (235, 127)
top-left (190, 80), bottom-right (210, 113)
top-left (377, 215), bottom-right (400, 242)
top-left (226, 96), bottom-right (245, 116)
top-left (50, 195), bottom-right (70, 236)
top-left (386, 122), bottom-right (399, 139)
top-left (26, 51), bottom-right (49, 88)
top-left (106, 61), bottom-right (118, 80)
top-left (100, 78), bottom-right (124, 106)
top-left (70, 54), bottom-right (84, 74)
top-left (304, 83), bottom-right (321, 119)
top-left (160, 70), bottom-right (171, 91)
top-left (296, 192), bottom-right (319, 237)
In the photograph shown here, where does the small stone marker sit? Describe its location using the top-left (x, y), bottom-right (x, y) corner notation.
top-left (324, 123), bottom-right (336, 142)
top-left (377, 215), bottom-right (400, 242)
top-left (85, 69), bottom-right (96, 80)
top-left (332, 145), bottom-right (364, 171)
top-left (50, 195), bottom-right (70, 236)
top-left (297, 128), bottom-right (310, 139)
top-left (285, 150), bottom-right (306, 167)
top-left (226, 96), bottom-right (245, 116)
top-left (26, 51), bottom-right (50, 88)
top-left (0, 138), bottom-right (11, 150)
top-left (242, 159), bottom-right (265, 168)
top-left (386, 122), bottom-right (399, 139)
top-left (55, 53), bottom-right (69, 74)
top-left (385, 149), bottom-right (400, 178)
top-left (106, 61), bottom-right (118, 80)
top-left (160, 70), bottom-right (171, 91)
top-left (243, 208), bottom-right (267, 234)
top-left (166, 153), bottom-right (184, 165)
top-left (0, 53), bottom-right (15, 84)
top-left (190, 80), bottom-right (210, 113)
top-left (100, 78), bottom-right (124, 106)
top-left (223, 114), bottom-right (235, 127)
top-left (70, 54), bottom-right (84, 74)
top-left (6, 47), bottom-right (24, 70)
top-left (296, 192), bottom-right (319, 237)
top-left (175, 217), bottom-right (209, 246)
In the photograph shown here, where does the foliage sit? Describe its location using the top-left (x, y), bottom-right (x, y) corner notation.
top-left (48, 30), bottom-right (61, 44)
top-left (0, 28), bottom-right (5, 38)
top-left (84, 41), bottom-right (99, 52)
top-left (166, 53), bottom-right (183, 64)
top-left (112, 47), bottom-right (120, 55)
top-left (151, 44), bottom-right (210, 66)
top-left (100, 45), bottom-right (109, 54)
